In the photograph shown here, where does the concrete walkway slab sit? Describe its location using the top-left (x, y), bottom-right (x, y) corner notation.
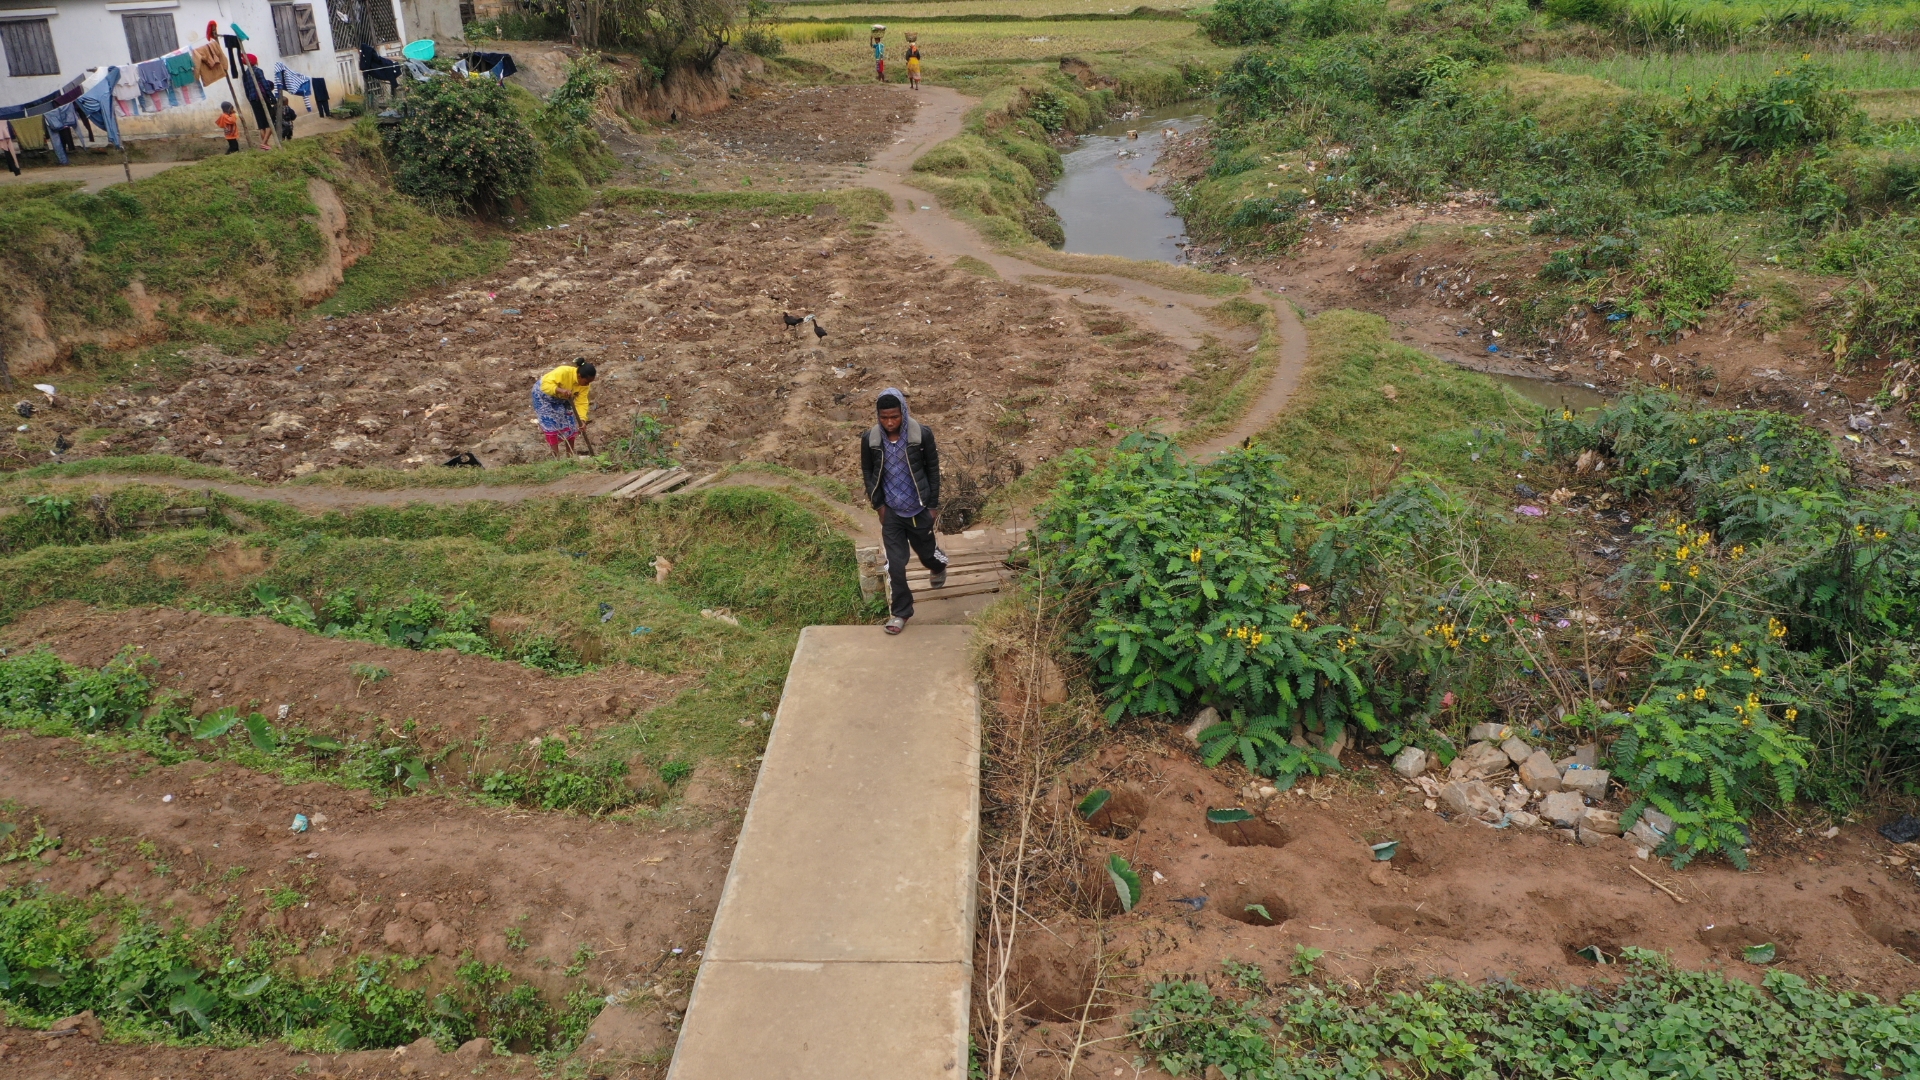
top-left (669, 624), bottom-right (979, 1079)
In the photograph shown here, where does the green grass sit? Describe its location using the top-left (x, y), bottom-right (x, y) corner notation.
top-left (779, 18), bottom-right (1213, 80)
top-left (1257, 310), bottom-right (1538, 499)
top-left (0, 485), bottom-right (864, 768)
top-left (785, 0), bottom-right (1207, 14)
top-left (599, 185), bottom-right (893, 223)
top-left (1540, 49), bottom-right (1920, 95)
top-left (1174, 297), bottom-right (1280, 442)
top-left (0, 456), bottom-right (596, 493)
top-left (2, 456), bottom-right (253, 486)
top-left (285, 460), bottom-right (599, 490)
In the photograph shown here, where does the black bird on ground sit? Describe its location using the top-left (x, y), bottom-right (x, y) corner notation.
top-left (807, 314), bottom-right (827, 339)
top-left (782, 312), bottom-right (806, 333)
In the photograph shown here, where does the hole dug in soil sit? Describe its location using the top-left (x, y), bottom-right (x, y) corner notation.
top-left (1084, 785), bottom-right (1150, 839)
top-left (1007, 928), bottom-right (1114, 1022)
top-left (1205, 812), bottom-right (1293, 849)
top-left (1222, 889), bottom-right (1295, 928)
top-left (1844, 887), bottom-right (1920, 961)
top-left (1697, 921), bottom-right (1794, 961)
top-left (1561, 934), bottom-right (1633, 966)
top-left (1369, 903), bottom-right (1464, 939)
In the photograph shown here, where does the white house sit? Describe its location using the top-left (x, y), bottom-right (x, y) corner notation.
top-left (0, 0), bottom-right (466, 138)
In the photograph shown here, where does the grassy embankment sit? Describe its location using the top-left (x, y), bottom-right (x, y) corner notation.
top-left (1174, 0), bottom-right (1920, 380)
top-left (0, 482), bottom-right (862, 786)
top-left (0, 81), bottom-right (609, 422)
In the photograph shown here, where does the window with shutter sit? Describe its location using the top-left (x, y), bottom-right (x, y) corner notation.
top-left (272, 3), bottom-right (300, 55)
top-left (0, 18), bottom-right (59, 77)
top-left (122, 12), bottom-right (179, 64)
top-left (293, 5), bottom-right (321, 51)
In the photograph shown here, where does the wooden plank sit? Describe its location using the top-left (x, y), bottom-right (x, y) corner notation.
top-left (610, 468), bottom-right (668, 499)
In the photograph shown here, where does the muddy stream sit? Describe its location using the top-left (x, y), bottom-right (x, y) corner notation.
top-left (1044, 102), bottom-right (1208, 262)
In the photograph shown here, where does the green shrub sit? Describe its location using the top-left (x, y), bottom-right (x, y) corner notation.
top-left (1034, 434), bottom-right (1516, 786)
top-left (1543, 0), bottom-right (1624, 24)
top-left (535, 55), bottom-right (618, 156)
top-left (1202, 0), bottom-right (1383, 44)
top-left (383, 77), bottom-right (542, 213)
top-left (1711, 64), bottom-right (1865, 153)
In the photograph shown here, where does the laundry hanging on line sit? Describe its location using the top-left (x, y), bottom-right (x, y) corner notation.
top-left (0, 72), bottom-right (87, 122)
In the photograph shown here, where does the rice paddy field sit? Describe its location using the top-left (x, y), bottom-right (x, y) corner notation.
top-left (780, 0), bottom-right (1205, 17)
top-left (774, 17), bottom-right (1225, 82)
top-left (1544, 47), bottom-right (1920, 93)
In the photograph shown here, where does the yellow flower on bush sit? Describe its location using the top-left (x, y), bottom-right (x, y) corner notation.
top-left (1190, 547), bottom-right (1203, 564)
top-left (1290, 612), bottom-right (1309, 631)
top-left (1676, 546), bottom-right (1691, 561)
top-left (1769, 617), bottom-right (1787, 638)
top-left (1750, 666), bottom-right (1763, 678)
top-left (1659, 582), bottom-right (1673, 592)
top-left (1688, 565), bottom-right (1701, 578)
top-left (1728, 643), bottom-right (1741, 655)
top-left (1694, 687), bottom-right (1708, 700)
top-left (1759, 464), bottom-right (1770, 474)
top-left (1786, 707), bottom-right (1799, 721)
top-left (1731, 544), bottom-right (1746, 559)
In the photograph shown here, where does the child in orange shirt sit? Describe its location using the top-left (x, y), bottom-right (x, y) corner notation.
top-left (216, 102), bottom-right (240, 153)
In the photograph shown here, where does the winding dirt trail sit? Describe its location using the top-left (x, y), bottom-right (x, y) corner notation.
top-left (864, 86), bottom-right (1309, 455)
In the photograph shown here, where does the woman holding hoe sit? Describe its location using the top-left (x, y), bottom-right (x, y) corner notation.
top-left (533, 359), bottom-right (595, 458)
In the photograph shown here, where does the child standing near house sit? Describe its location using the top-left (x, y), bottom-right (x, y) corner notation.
top-left (216, 102), bottom-right (240, 153)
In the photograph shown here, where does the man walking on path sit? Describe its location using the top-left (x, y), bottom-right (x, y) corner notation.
top-left (861, 387), bottom-right (947, 634)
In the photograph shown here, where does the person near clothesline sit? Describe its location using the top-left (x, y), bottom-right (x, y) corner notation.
top-left (240, 53), bottom-right (276, 149)
top-left (216, 101), bottom-right (240, 153)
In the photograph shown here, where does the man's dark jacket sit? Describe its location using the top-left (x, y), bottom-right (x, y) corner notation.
top-left (861, 419), bottom-right (940, 512)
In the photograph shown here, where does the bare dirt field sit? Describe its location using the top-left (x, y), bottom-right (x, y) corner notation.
top-left (991, 737), bottom-right (1920, 1079)
top-left (29, 90), bottom-right (1195, 505)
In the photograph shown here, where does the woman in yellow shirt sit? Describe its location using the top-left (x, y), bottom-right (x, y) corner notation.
top-left (532, 360), bottom-right (595, 457)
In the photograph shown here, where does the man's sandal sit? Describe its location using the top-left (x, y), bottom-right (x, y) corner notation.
top-left (884, 616), bottom-right (907, 635)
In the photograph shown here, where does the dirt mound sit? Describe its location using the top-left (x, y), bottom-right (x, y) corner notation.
top-left (3, 602), bottom-right (688, 749)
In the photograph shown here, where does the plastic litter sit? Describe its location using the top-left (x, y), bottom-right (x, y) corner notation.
top-left (631, 626), bottom-right (653, 635)
top-left (290, 814), bottom-right (310, 833)
top-left (1606, 312), bottom-right (1629, 322)
top-left (1515, 505), bottom-right (1545, 516)
top-left (1370, 840), bottom-right (1399, 861)
top-left (161, 794), bottom-right (174, 803)
top-left (599, 602), bottom-right (615, 623)
top-left (1880, 814), bottom-right (1920, 844)
top-left (1169, 896), bottom-right (1207, 911)
top-left (502, 308), bottom-right (521, 315)
top-left (1487, 344), bottom-right (1500, 353)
